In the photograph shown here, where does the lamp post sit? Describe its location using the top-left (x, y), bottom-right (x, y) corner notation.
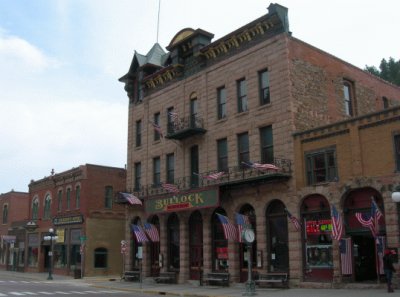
top-left (392, 186), bottom-right (400, 203)
top-left (242, 228), bottom-right (256, 296)
top-left (44, 228), bottom-right (56, 280)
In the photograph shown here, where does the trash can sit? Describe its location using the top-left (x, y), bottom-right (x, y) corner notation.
top-left (74, 269), bottom-right (81, 279)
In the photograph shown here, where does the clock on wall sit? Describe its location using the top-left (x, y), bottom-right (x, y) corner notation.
top-left (243, 228), bottom-right (255, 243)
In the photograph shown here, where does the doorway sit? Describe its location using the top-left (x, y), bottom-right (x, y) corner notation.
top-left (189, 211), bottom-right (203, 280)
top-left (353, 235), bottom-right (377, 282)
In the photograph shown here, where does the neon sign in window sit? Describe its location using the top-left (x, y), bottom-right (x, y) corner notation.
top-left (306, 219), bottom-right (332, 235)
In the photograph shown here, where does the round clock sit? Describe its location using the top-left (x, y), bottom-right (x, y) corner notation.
top-left (243, 228), bottom-right (255, 243)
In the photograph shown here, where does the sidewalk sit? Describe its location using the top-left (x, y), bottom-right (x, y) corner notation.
top-left (2, 270), bottom-right (393, 297)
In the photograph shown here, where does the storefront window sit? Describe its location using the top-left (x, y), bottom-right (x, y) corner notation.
top-left (54, 244), bottom-right (67, 268)
top-left (18, 242), bottom-right (25, 267)
top-left (27, 234), bottom-right (38, 267)
top-left (212, 210), bottom-right (229, 272)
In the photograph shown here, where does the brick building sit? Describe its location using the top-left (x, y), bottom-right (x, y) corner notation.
top-left (26, 164), bottom-right (126, 277)
top-left (119, 3), bottom-right (400, 286)
top-left (0, 191), bottom-right (29, 271)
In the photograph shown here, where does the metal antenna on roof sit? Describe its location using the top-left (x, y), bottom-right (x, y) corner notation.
top-left (156, 0), bottom-right (161, 43)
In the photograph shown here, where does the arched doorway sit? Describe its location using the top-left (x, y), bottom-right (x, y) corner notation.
top-left (189, 211), bottom-right (203, 280)
top-left (167, 213), bottom-right (180, 271)
top-left (301, 194), bottom-right (333, 282)
top-left (211, 208), bottom-right (229, 272)
top-left (266, 200), bottom-right (289, 272)
top-left (238, 204), bottom-right (256, 282)
top-left (343, 188), bottom-right (385, 282)
top-left (148, 216), bottom-right (160, 277)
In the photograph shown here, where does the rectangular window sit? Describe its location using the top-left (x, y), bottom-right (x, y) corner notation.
top-left (75, 186), bottom-right (80, 209)
top-left (259, 69), bottom-right (270, 105)
top-left (66, 188), bottom-right (71, 210)
top-left (153, 157), bottom-right (161, 186)
top-left (260, 126), bottom-right (273, 163)
top-left (217, 87), bottom-right (227, 119)
top-left (217, 138), bottom-right (228, 172)
top-left (134, 162), bottom-right (141, 191)
top-left (167, 107), bottom-right (175, 133)
top-left (135, 120), bottom-right (142, 147)
top-left (395, 134), bottom-right (400, 172)
top-left (190, 98), bottom-right (198, 128)
top-left (166, 153), bottom-right (175, 183)
top-left (57, 190), bottom-right (62, 212)
top-left (343, 80), bottom-right (354, 116)
top-left (237, 132), bottom-right (249, 167)
top-left (154, 112), bottom-right (161, 141)
top-left (190, 146), bottom-right (199, 187)
top-left (237, 78), bottom-right (248, 113)
top-left (105, 186), bottom-right (113, 209)
top-left (305, 147), bottom-right (338, 185)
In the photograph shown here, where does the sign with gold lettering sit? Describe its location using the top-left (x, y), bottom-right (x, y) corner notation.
top-left (53, 215), bottom-right (84, 226)
top-left (145, 188), bottom-right (219, 214)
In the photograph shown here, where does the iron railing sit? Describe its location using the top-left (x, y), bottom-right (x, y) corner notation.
top-left (166, 115), bottom-right (205, 135)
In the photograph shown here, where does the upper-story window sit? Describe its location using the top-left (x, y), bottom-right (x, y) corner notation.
top-left (237, 132), bottom-right (249, 167)
top-left (383, 96), bottom-right (389, 109)
top-left (105, 186), bottom-right (113, 209)
top-left (153, 157), bottom-right (161, 186)
top-left (167, 107), bottom-right (176, 133)
top-left (32, 198), bottom-right (39, 220)
top-left (260, 126), bottom-right (274, 163)
top-left (134, 162), bottom-right (141, 191)
top-left (217, 87), bottom-right (227, 120)
top-left (343, 80), bottom-right (354, 116)
top-left (43, 194), bottom-right (51, 219)
top-left (57, 190), bottom-right (62, 212)
top-left (66, 188), bottom-right (71, 210)
top-left (136, 120), bottom-right (142, 147)
top-left (2, 204), bottom-right (8, 224)
top-left (259, 69), bottom-right (270, 105)
top-left (75, 185), bottom-right (81, 209)
top-left (190, 94), bottom-right (198, 128)
top-left (305, 147), bottom-right (338, 185)
top-left (154, 112), bottom-right (162, 141)
top-left (217, 138), bottom-right (228, 172)
top-left (166, 153), bottom-right (175, 184)
top-left (237, 78), bottom-right (248, 113)
top-left (394, 134), bottom-right (400, 172)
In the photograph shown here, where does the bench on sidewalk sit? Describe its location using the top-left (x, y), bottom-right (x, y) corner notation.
top-left (121, 270), bottom-right (141, 282)
top-left (154, 271), bottom-right (177, 284)
top-left (255, 272), bottom-right (288, 288)
top-left (203, 272), bottom-right (230, 287)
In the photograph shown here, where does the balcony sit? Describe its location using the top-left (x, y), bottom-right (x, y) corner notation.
top-left (130, 158), bottom-right (292, 199)
top-left (166, 115), bottom-right (206, 140)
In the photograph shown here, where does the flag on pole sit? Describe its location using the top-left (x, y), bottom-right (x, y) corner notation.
top-left (242, 161), bottom-right (280, 171)
top-left (131, 224), bottom-right (148, 243)
top-left (119, 192), bottom-right (142, 205)
top-left (339, 238), bottom-right (353, 275)
top-left (331, 205), bottom-right (343, 241)
top-left (285, 209), bottom-right (301, 231)
top-left (150, 121), bottom-right (163, 138)
top-left (235, 213), bottom-right (251, 243)
top-left (216, 213), bottom-right (237, 241)
top-left (143, 223), bottom-right (160, 242)
top-left (371, 198), bottom-right (383, 236)
top-left (200, 171), bottom-right (225, 180)
top-left (376, 236), bottom-right (386, 275)
top-left (355, 198), bottom-right (383, 238)
top-left (162, 183), bottom-right (179, 194)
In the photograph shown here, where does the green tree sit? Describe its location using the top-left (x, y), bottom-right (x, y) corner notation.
top-left (365, 57), bottom-right (400, 86)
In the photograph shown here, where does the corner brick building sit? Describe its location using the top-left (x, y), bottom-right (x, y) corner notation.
top-left (119, 3), bottom-right (400, 286)
top-left (26, 164), bottom-right (126, 277)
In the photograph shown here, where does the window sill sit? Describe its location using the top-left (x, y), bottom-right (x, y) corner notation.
top-left (235, 110), bottom-right (249, 117)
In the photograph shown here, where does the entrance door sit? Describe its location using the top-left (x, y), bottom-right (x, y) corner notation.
top-left (353, 235), bottom-right (377, 282)
top-left (150, 242), bottom-right (160, 276)
top-left (189, 211), bottom-right (203, 280)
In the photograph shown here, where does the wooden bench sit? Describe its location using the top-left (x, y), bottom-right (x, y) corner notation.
top-left (203, 272), bottom-right (230, 287)
top-left (122, 270), bottom-right (141, 282)
top-left (154, 271), bottom-right (177, 284)
top-left (255, 273), bottom-right (288, 288)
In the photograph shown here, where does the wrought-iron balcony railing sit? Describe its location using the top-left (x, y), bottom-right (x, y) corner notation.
top-left (166, 115), bottom-right (206, 140)
top-left (130, 158), bottom-right (292, 199)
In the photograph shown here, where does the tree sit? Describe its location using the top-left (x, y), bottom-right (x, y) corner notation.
top-left (365, 57), bottom-right (400, 86)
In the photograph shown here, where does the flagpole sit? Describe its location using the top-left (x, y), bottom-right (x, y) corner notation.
top-left (156, 0), bottom-right (161, 43)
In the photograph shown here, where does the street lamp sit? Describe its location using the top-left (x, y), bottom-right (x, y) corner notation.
top-left (391, 186), bottom-right (400, 203)
top-left (25, 221), bottom-right (38, 232)
top-left (44, 228), bottom-right (56, 280)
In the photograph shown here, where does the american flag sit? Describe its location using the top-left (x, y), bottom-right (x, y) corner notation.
top-left (235, 213), bottom-right (251, 243)
top-left (355, 198), bottom-right (383, 238)
top-left (151, 121), bottom-right (163, 138)
top-left (376, 236), bottom-right (386, 275)
top-left (162, 183), bottom-right (179, 194)
top-left (286, 209), bottom-right (301, 231)
top-left (242, 161), bottom-right (280, 171)
top-left (216, 213), bottom-right (237, 241)
top-left (143, 222), bottom-right (160, 242)
top-left (331, 205), bottom-right (343, 241)
top-left (371, 199), bottom-right (383, 235)
top-left (131, 224), bottom-right (148, 243)
top-left (119, 192), bottom-right (142, 205)
top-left (340, 238), bottom-right (353, 275)
top-left (202, 171), bottom-right (225, 180)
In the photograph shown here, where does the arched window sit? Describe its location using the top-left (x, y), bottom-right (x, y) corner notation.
top-left (2, 204), bottom-right (8, 224)
top-left (94, 247), bottom-right (108, 268)
top-left (32, 198), bottom-right (39, 220)
top-left (43, 194), bottom-right (51, 219)
top-left (57, 190), bottom-right (62, 212)
top-left (75, 185), bottom-right (81, 209)
top-left (211, 208), bottom-right (229, 272)
top-left (66, 188), bottom-right (71, 210)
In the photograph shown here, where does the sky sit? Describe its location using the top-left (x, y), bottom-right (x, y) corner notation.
top-left (1, 0), bottom-right (399, 194)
